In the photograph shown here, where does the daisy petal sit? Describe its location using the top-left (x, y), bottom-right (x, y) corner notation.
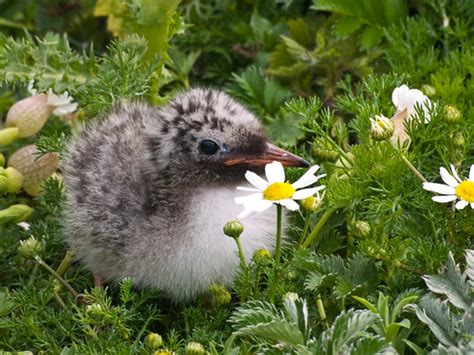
top-left (440, 167), bottom-right (459, 187)
top-left (422, 182), bottom-right (456, 195)
top-left (235, 193), bottom-right (262, 205)
top-left (469, 164), bottom-right (474, 181)
top-left (450, 164), bottom-right (462, 183)
top-left (292, 186), bottom-right (325, 200)
top-left (279, 199), bottom-right (300, 211)
top-left (236, 186), bottom-right (261, 192)
top-left (293, 174), bottom-right (327, 189)
top-left (265, 161), bottom-right (285, 183)
top-left (455, 200), bottom-right (469, 210)
top-left (292, 165), bottom-right (320, 187)
top-left (392, 85), bottom-right (408, 108)
top-left (244, 171), bottom-right (268, 190)
top-left (432, 195), bottom-right (457, 203)
top-left (471, 202), bottom-right (474, 209)
top-left (247, 199), bottom-right (274, 212)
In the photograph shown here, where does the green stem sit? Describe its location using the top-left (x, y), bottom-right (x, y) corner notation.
top-left (56, 250), bottom-right (75, 276)
top-left (391, 143), bottom-right (426, 182)
top-left (299, 214), bottom-right (311, 246)
top-left (35, 255), bottom-right (79, 299)
top-left (302, 206), bottom-right (339, 249)
top-left (275, 205), bottom-right (283, 267)
top-left (235, 236), bottom-right (248, 303)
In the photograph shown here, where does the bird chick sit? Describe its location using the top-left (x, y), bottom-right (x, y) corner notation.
top-left (63, 88), bottom-right (308, 301)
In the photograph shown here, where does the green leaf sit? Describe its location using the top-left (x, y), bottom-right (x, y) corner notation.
top-left (415, 296), bottom-right (457, 347)
top-left (0, 291), bottom-right (16, 317)
top-left (350, 336), bottom-right (394, 354)
top-left (352, 296), bottom-right (378, 313)
top-left (423, 251), bottom-right (472, 311)
top-left (360, 25), bottom-right (383, 50)
top-left (334, 16), bottom-right (364, 37)
top-left (465, 249), bottom-right (474, 283)
top-left (325, 309), bottom-right (379, 353)
top-left (230, 300), bottom-right (305, 347)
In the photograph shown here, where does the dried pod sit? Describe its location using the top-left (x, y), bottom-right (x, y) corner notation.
top-left (6, 94), bottom-right (52, 138)
top-left (8, 144), bottom-right (60, 196)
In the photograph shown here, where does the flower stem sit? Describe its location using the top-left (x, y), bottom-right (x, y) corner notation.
top-left (390, 143), bottom-right (426, 182)
top-left (56, 250), bottom-right (75, 276)
top-left (302, 202), bottom-right (347, 249)
top-left (275, 204), bottom-right (283, 267)
top-left (299, 214), bottom-right (311, 245)
top-left (234, 236), bottom-right (248, 303)
top-left (34, 255), bottom-right (79, 299)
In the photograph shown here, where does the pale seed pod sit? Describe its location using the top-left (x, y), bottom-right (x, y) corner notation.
top-left (18, 236), bottom-right (42, 258)
top-left (6, 94), bottom-right (53, 138)
top-left (8, 144), bottom-right (60, 196)
top-left (3, 167), bottom-right (24, 193)
top-left (0, 127), bottom-right (20, 146)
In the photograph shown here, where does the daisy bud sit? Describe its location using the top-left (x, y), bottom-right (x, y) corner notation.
top-left (6, 94), bottom-right (52, 138)
top-left (443, 105), bottom-right (461, 123)
top-left (223, 220), bottom-right (244, 239)
top-left (421, 85), bottom-right (436, 97)
top-left (453, 133), bottom-right (465, 147)
top-left (185, 342), bottom-right (206, 355)
top-left (300, 194), bottom-right (323, 213)
top-left (153, 350), bottom-right (172, 355)
top-left (0, 127), bottom-right (20, 146)
top-left (0, 176), bottom-right (8, 193)
top-left (351, 220), bottom-right (371, 239)
top-left (0, 204), bottom-right (33, 224)
top-left (0, 153), bottom-right (4, 167)
top-left (18, 236), bottom-right (42, 258)
top-left (3, 167), bottom-right (24, 193)
top-left (8, 144), bottom-right (60, 196)
top-left (208, 283), bottom-right (231, 306)
top-left (370, 115), bottom-right (394, 141)
top-left (145, 333), bottom-right (164, 350)
top-left (252, 248), bottom-right (273, 267)
top-left (312, 138), bottom-right (338, 161)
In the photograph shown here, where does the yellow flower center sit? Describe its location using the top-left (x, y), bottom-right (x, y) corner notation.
top-left (455, 180), bottom-right (474, 202)
top-left (263, 182), bottom-right (295, 201)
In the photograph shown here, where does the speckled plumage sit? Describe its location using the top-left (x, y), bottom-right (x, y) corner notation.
top-left (63, 88), bottom-right (284, 301)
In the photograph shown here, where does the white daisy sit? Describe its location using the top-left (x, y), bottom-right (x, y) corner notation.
top-left (235, 161), bottom-right (326, 218)
top-left (392, 84), bottom-right (432, 123)
top-left (422, 164), bottom-right (474, 210)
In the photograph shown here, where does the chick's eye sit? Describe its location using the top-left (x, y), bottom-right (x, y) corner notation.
top-left (199, 139), bottom-right (219, 155)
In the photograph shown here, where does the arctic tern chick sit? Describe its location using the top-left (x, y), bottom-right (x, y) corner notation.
top-left (63, 88), bottom-right (308, 301)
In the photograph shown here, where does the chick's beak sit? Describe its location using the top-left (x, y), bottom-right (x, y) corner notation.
top-left (223, 142), bottom-right (309, 168)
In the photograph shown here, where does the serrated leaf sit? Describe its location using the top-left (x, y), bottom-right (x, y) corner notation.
top-left (465, 250), bottom-right (474, 283)
top-left (350, 336), bottom-right (395, 355)
top-left (334, 16), bottom-right (364, 37)
top-left (415, 296), bottom-right (457, 347)
top-left (459, 306), bottom-right (474, 336)
top-left (230, 300), bottom-right (305, 347)
top-left (360, 25), bottom-right (383, 50)
top-left (325, 309), bottom-right (379, 352)
top-left (422, 251), bottom-right (472, 311)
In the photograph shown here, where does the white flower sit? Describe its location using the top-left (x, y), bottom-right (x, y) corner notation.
top-left (17, 222), bottom-right (31, 231)
top-left (46, 89), bottom-right (78, 116)
top-left (392, 84), bottom-right (432, 123)
top-left (235, 161), bottom-right (325, 218)
top-left (423, 164), bottom-right (474, 210)
top-left (27, 80), bottom-right (38, 96)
